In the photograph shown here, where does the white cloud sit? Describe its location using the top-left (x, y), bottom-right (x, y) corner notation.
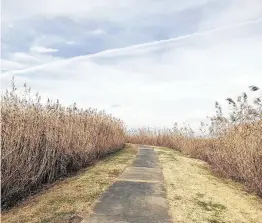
top-left (1, 53), bottom-right (40, 73)
top-left (66, 41), bottom-right (76, 45)
top-left (30, 46), bottom-right (58, 53)
top-left (198, 0), bottom-right (262, 30)
top-left (2, 18), bottom-right (262, 129)
top-left (91, 29), bottom-right (106, 35)
top-left (11, 52), bottom-right (40, 63)
top-left (2, 0), bottom-right (211, 22)
top-left (1, 60), bottom-right (25, 72)
top-left (1, 0), bottom-right (262, 130)
top-left (1, 52), bottom-right (63, 73)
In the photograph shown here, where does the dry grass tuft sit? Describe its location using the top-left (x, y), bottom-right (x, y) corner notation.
top-left (1, 80), bottom-right (126, 209)
top-left (128, 87), bottom-right (262, 196)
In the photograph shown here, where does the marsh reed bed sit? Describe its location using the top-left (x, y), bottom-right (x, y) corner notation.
top-left (128, 86), bottom-right (262, 196)
top-left (1, 82), bottom-right (125, 208)
top-left (1, 81), bottom-right (261, 209)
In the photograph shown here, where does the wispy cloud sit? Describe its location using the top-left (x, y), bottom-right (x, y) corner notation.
top-left (30, 46), bottom-right (59, 53)
top-left (91, 29), bottom-right (106, 35)
top-left (4, 17), bottom-right (262, 75)
top-left (1, 0), bottom-right (262, 129)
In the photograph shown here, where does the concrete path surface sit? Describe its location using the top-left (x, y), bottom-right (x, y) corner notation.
top-left (83, 146), bottom-right (172, 223)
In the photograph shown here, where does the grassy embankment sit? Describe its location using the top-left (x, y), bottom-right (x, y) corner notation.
top-left (156, 147), bottom-right (262, 223)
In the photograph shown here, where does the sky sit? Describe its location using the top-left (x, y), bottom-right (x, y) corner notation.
top-left (1, 0), bottom-right (262, 130)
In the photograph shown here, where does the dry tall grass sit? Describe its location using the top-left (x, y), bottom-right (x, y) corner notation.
top-left (1, 81), bottom-right (261, 209)
top-left (1, 81), bottom-right (125, 209)
top-left (128, 86), bottom-right (262, 196)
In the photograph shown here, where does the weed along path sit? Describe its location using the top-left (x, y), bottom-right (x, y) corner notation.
top-left (84, 146), bottom-right (172, 223)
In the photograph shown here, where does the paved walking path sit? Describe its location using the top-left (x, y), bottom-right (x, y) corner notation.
top-left (83, 146), bottom-right (172, 223)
